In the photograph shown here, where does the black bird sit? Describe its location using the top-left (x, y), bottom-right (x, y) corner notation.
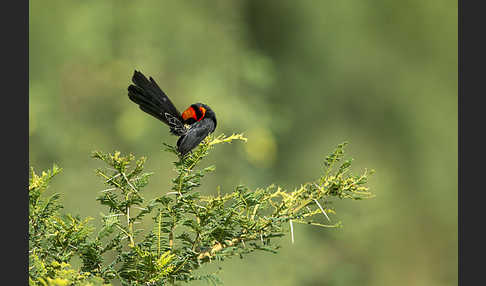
top-left (127, 70), bottom-right (217, 156)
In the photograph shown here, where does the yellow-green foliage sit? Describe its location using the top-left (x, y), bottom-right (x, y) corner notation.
top-left (29, 134), bottom-right (373, 285)
top-left (29, 167), bottom-right (110, 286)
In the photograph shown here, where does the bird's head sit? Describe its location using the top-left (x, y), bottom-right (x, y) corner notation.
top-left (182, 103), bottom-right (217, 127)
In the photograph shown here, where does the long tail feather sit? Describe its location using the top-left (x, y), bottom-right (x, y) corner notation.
top-left (127, 70), bottom-right (183, 126)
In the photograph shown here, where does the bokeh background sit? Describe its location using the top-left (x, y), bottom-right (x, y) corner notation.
top-left (29, 1), bottom-right (457, 285)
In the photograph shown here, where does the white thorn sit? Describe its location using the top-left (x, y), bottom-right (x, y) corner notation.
top-left (106, 173), bottom-right (121, 183)
top-left (314, 199), bottom-right (331, 222)
top-left (122, 172), bottom-right (139, 193)
top-left (290, 219), bottom-right (294, 244)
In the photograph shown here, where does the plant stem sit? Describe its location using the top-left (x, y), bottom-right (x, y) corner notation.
top-left (126, 193), bottom-right (134, 248)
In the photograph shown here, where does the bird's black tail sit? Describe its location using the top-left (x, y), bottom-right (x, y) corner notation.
top-left (127, 70), bottom-right (183, 126)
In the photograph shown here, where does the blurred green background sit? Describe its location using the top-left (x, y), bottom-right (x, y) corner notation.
top-left (29, 0), bottom-right (457, 285)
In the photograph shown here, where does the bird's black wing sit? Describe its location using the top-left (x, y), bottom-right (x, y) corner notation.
top-left (176, 118), bottom-right (215, 156)
top-left (127, 70), bottom-right (185, 131)
top-left (164, 112), bottom-right (187, 136)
